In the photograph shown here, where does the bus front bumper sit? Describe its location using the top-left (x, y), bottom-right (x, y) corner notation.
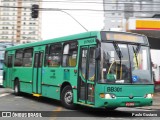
top-left (95, 97), bottom-right (153, 108)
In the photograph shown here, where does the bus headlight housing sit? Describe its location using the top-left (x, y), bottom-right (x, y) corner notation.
top-left (144, 94), bottom-right (153, 98)
top-left (100, 93), bottom-right (116, 99)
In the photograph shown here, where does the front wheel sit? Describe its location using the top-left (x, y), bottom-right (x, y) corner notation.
top-left (61, 85), bottom-right (75, 109)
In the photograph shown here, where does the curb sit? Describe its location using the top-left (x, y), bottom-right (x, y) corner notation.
top-left (154, 92), bottom-right (160, 96)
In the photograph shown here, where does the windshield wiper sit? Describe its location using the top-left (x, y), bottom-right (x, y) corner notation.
top-left (113, 42), bottom-right (123, 80)
top-left (113, 42), bottom-right (123, 59)
top-left (132, 44), bottom-right (141, 68)
top-left (136, 44), bottom-right (141, 54)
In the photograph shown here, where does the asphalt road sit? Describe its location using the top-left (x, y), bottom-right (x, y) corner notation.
top-left (0, 88), bottom-right (159, 120)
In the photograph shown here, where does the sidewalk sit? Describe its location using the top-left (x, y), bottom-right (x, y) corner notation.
top-left (0, 88), bottom-right (13, 94)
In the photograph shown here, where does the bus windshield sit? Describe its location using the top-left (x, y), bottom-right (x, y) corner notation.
top-left (99, 42), bottom-right (152, 84)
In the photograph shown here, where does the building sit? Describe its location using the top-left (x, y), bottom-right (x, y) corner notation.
top-left (103, 0), bottom-right (160, 83)
top-left (0, 0), bottom-right (42, 44)
top-left (103, 0), bottom-right (160, 31)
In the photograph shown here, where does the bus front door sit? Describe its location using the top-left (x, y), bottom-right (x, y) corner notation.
top-left (33, 52), bottom-right (43, 94)
top-left (6, 55), bottom-right (13, 88)
top-left (78, 46), bottom-right (96, 105)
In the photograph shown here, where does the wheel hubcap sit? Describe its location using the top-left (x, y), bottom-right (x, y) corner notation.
top-left (64, 91), bottom-right (73, 105)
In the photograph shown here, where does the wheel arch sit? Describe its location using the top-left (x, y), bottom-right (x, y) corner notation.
top-left (60, 81), bottom-right (72, 95)
top-left (14, 77), bottom-right (19, 84)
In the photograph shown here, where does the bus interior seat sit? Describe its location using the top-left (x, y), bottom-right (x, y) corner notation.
top-left (69, 57), bottom-right (76, 66)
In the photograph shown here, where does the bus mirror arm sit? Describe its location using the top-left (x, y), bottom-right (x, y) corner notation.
top-left (95, 47), bottom-right (101, 60)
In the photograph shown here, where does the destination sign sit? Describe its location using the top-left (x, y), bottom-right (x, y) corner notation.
top-left (101, 32), bottom-right (147, 44)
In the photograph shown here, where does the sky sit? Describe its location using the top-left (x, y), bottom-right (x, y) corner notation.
top-left (41, 0), bottom-right (104, 40)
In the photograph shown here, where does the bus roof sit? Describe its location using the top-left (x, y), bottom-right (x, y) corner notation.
top-left (5, 31), bottom-right (146, 51)
top-left (6, 31), bottom-right (99, 51)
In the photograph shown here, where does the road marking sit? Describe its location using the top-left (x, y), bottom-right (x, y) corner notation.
top-left (50, 107), bottom-right (63, 120)
top-left (14, 96), bottom-right (23, 98)
top-left (54, 107), bottom-right (63, 112)
top-left (0, 93), bottom-right (10, 97)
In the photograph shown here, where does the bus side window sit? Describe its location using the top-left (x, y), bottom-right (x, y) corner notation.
top-left (48, 43), bottom-right (62, 67)
top-left (14, 49), bottom-right (23, 67)
top-left (62, 44), bottom-right (69, 67)
top-left (81, 49), bottom-right (88, 79)
top-left (62, 42), bottom-right (78, 67)
top-left (44, 45), bottom-right (49, 67)
top-left (23, 48), bottom-right (33, 67)
top-left (88, 47), bottom-right (96, 81)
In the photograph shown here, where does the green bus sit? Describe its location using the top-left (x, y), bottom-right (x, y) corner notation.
top-left (3, 31), bottom-right (154, 110)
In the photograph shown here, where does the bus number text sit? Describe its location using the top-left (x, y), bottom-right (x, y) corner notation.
top-left (107, 87), bottom-right (122, 92)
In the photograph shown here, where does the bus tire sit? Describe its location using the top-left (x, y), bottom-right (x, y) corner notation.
top-left (61, 85), bottom-right (75, 109)
top-left (14, 80), bottom-right (20, 96)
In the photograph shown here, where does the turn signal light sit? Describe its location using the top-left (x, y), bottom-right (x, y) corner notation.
top-left (100, 93), bottom-right (116, 99)
top-left (100, 93), bottom-right (105, 98)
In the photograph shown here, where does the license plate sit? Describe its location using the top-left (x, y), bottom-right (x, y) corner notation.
top-left (126, 102), bottom-right (135, 106)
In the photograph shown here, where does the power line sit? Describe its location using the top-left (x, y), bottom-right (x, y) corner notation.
top-left (1, 2), bottom-right (160, 10)
top-left (2, 0), bottom-right (103, 4)
top-left (0, 0), bottom-right (157, 6)
top-left (9, 0), bottom-right (160, 5)
top-left (1, 5), bottom-right (160, 13)
top-left (0, 6), bottom-right (30, 9)
top-left (60, 10), bottom-right (88, 31)
top-left (0, 7), bottom-right (89, 32)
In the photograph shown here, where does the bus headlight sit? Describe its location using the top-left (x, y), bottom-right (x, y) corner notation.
top-left (144, 94), bottom-right (153, 98)
top-left (100, 93), bottom-right (116, 99)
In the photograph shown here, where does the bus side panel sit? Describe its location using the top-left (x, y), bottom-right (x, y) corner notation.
top-left (41, 68), bottom-right (63, 100)
top-left (13, 67), bottom-right (33, 94)
top-left (66, 68), bottom-right (78, 103)
top-left (20, 82), bottom-right (32, 94)
top-left (41, 68), bottom-right (78, 101)
top-left (41, 85), bottom-right (60, 100)
top-left (3, 67), bottom-right (7, 88)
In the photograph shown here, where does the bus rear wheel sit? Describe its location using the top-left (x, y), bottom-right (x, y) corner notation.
top-left (61, 85), bottom-right (75, 109)
top-left (14, 80), bottom-right (20, 96)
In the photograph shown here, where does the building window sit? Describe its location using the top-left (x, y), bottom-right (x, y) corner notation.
top-left (118, 13), bottom-right (121, 16)
top-left (112, 13), bottom-right (115, 16)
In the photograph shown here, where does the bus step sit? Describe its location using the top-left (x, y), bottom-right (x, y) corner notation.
top-left (32, 93), bottom-right (42, 97)
top-left (77, 102), bottom-right (94, 107)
